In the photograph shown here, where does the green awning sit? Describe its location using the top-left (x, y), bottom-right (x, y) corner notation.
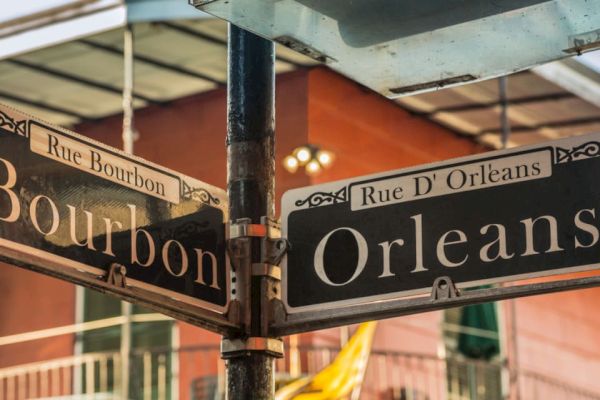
top-left (457, 292), bottom-right (500, 360)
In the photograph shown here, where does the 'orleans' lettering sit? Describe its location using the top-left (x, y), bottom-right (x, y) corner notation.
top-left (313, 209), bottom-right (600, 287)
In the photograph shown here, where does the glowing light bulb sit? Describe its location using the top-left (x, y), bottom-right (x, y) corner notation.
top-left (295, 147), bottom-right (311, 165)
top-left (316, 150), bottom-right (334, 167)
top-left (305, 159), bottom-right (322, 175)
top-left (283, 155), bottom-right (299, 173)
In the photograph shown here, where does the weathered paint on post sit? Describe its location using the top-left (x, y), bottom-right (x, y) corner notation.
top-left (225, 24), bottom-right (277, 399)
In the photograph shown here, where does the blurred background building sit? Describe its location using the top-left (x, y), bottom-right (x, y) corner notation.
top-left (1, 1), bottom-right (600, 399)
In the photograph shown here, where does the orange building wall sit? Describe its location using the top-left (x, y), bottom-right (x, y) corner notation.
top-left (0, 267), bottom-right (74, 368)
top-left (512, 288), bottom-right (600, 394)
top-left (2, 65), bottom-right (600, 398)
top-left (307, 68), bottom-right (485, 182)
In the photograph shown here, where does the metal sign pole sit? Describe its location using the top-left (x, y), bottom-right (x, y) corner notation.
top-left (223, 24), bottom-right (280, 399)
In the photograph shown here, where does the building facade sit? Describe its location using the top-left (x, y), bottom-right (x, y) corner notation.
top-left (1, 65), bottom-right (600, 399)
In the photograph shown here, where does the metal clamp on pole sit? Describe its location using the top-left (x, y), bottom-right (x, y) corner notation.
top-left (252, 263), bottom-right (281, 280)
top-left (256, 218), bottom-right (290, 335)
top-left (259, 217), bottom-right (288, 261)
top-left (225, 220), bottom-right (254, 328)
top-left (227, 217), bottom-right (281, 240)
top-left (228, 217), bottom-right (288, 281)
top-left (221, 336), bottom-right (284, 358)
top-left (253, 217), bottom-right (289, 282)
top-left (225, 217), bottom-right (290, 331)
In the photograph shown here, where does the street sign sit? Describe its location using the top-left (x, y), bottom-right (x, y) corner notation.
top-left (282, 132), bottom-right (600, 313)
top-left (193, 0), bottom-right (600, 98)
top-left (0, 104), bottom-right (234, 333)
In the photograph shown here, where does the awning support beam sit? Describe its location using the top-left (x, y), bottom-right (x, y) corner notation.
top-left (7, 59), bottom-right (161, 105)
top-left (0, 90), bottom-right (88, 121)
top-left (78, 39), bottom-right (226, 86)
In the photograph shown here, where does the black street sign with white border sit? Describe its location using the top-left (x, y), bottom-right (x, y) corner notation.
top-left (0, 105), bottom-right (235, 333)
top-left (282, 132), bottom-right (600, 313)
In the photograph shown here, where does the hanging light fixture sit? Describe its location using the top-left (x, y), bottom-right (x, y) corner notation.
top-left (294, 146), bottom-right (312, 165)
top-left (283, 145), bottom-right (335, 175)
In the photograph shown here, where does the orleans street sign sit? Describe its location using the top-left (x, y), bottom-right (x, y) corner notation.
top-left (0, 104), bottom-right (231, 330)
top-left (282, 132), bottom-right (600, 313)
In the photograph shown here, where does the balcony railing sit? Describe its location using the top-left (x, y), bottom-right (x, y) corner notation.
top-left (280, 347), bottom-right (504, 400)
top-left (0, 352), bottom-right (121, 399)
top-left (0, 346), bottom-right (599, 400)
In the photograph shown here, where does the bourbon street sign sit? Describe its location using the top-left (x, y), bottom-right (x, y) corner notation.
top-left (282, 132), bottom-right (600, 313)
top-left (0, 105), bottom-right (234, 333)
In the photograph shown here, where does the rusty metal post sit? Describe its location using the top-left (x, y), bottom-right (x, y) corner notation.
top-left (224, 24), bottom-right (277, 399)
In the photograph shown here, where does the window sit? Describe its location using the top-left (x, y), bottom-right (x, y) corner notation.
top-left (78, 288), bottom-right (174, 399)
top-left (443, 300), bottom-right (503, 400)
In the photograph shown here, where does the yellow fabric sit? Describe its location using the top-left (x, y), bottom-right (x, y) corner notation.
top-left (275, 322), bottom-right (377, 400)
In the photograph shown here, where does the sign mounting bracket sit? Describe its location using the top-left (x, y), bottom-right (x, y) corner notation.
top-left (226, 217), bottom-right (288, 338)
top-left (254, 218), bottom-right (289, 280)
top-left (106, 263), bottom-right (128, 288)
top-left (430, 276), bottom-right (460, 301)
top-left (224, 222), bottom-right (249, 327)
